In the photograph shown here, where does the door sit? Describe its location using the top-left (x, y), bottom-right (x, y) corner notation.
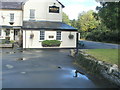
top-left (14, 29), bottom-right (20, 41)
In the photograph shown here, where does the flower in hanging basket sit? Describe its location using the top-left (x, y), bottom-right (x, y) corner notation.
top-left (30, 33), bottom-right (34, 39)
top-left (68, 34), bottom-right (74, 39)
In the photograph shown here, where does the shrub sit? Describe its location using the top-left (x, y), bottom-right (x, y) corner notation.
top-left (5, 37), bottom-right (10, 41)
top-left (42, 40), bottom-right (61, 47)
top-left (0, 39), bottom-right (6, 44)
top-left (1, 39), bottom-right (10, 44)
top-left (10, 40), bottom-right (15, 44)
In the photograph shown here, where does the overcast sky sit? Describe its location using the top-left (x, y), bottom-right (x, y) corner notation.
top-left (59, 0), bottom-right (101, 20)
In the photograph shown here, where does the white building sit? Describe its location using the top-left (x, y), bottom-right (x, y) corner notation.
top-left (0, 0), bottom-right (78, 49)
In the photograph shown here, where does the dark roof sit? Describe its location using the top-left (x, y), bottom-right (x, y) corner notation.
top-left (0, 26), bottom-right (22, 29)
top-left (0, 2), bottom-right (23, 10)
top-left (57, 0), bottom-right (65, 8)
top-left (23, 21), bottom-right (77, 31)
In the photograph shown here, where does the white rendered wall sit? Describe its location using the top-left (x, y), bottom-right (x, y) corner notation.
top-left (23, 0), bottom-right (62, 22)
top-left (23, 30), bottom-right (77, 48)
top-left (9, 29), bottom-right (14, 40)
top-left (0, 29), bottom-right (14, 40)
top-left (0, 29), bottom-right (6, 39)
top-left (0, 9), bottom-right (23, 26)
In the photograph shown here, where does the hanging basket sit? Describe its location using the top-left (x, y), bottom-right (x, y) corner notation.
top-left (9, 22), bottom-right (14, 25)
top-left (30, 33), bottom-right (34, 39)
top-left (68, 34), bottom-right (74, 39)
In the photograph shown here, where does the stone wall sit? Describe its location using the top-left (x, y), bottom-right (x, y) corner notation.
top-left (70, 49), bottom-right (120, 87)
top-left (0, 44), bottom-right (13, 48)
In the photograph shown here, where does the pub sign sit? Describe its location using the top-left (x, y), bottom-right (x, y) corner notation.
top-left (49, 6), bottom-right (59, 13)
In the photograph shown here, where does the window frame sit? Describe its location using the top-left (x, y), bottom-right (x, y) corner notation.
top-left (40, 31), bottom-right (45, 41)
top-left (56, 31), bottom-right (61, 40)
top-left (10, 13), bottom-right (14, 22)
top-left (30, 9), bottom-right (35, 20)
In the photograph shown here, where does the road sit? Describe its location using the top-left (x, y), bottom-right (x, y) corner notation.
top-left (2, 48), bottom-right (118, 88)
top-left (79, 40), bottom-right (119, 49)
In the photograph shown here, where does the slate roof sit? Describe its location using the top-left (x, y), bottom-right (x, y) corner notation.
top-left (57, 0), bottom-right (65, 8)
top-left (0, 2), bottom-right (23, 10)
top-left (23, 21), bottom-right (77, 31)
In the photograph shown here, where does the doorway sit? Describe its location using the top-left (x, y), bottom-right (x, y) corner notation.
top-left (14, 29), bottom-right (20, 41)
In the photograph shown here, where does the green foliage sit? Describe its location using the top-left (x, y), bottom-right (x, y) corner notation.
top-left (97, 2), bottom-right (119, 31)
top-left (1, 39), bottom-right (6, 44)
top-left (70, 19), bottom-right (78, 29)
top-left (83, 2), bottom-right (119, 43)
top-left (62, 12), bottom-right (71, 25)
top-left (0, 39), bottom-right (14, 44)
top-left (42, 40), bottom-right (61, 47)
top-left (5, 37), bottom-right (10, 41)
top-left (78, 10), bottom-right (99, 32)
top-left (1, 39), bottom-right (10, 44)
top-left (62, 5), bottom-right (119, 43)
top-left (10, 40), bottom-right (15, 44)
top-left (86, 24), bottom-right (119, 43)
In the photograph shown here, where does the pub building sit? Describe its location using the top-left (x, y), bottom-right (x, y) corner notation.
top-left (0, 0), bottom-right (79, 49)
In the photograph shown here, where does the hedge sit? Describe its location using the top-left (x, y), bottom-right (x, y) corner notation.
top-left (42, 40), bottom-right (61, 47)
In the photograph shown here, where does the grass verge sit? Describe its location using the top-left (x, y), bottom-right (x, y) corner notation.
top-left (84, 49), bottom-right (119, 66)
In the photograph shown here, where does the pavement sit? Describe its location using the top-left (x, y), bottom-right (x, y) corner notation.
top-left (1, 48), bottom-right (118, 88)
top-left (79, 40), bottom-right (120, 49)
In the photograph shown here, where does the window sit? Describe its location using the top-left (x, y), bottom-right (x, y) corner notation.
top-left (30, 9), bottom-right (35, 19)
top-left (10, 13), bottom-right (14, 22)
top-left (56, 31), bottom-right (61, 40)
top-left (40, 31), bottom-right (45, 40)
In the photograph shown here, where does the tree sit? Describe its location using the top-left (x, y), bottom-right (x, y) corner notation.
top-left (78, 10), bottom-right (99, 32)
top-left (96, 2), bottom-right (120, 43)
top-left (97, 2), bottom-right (119, 31)
top-left (62, 12), bottom-right (71, 25)
top-left (70, 19), bottom-right (77, 29)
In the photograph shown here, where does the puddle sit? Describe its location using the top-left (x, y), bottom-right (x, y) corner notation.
top-left (16, 58), bottom-right (28, 61)
top-left (35, 50), bottom-right (43, 53)
top-left (5, 52), bottom-right (16, 54)
top-left (19, 50), bottom-right (24, 53)
top-left (6, 64), bottom-right (14, 69)
top-left (21, 72), bottom-right (26, 74)
top-left (73, 70), bottom-right (85, 77)
top-left (58, 66), bottom-right (62, 69)
top-left (72, 70), bottom-right (89, 80)
top-left (62, 68), bottom-right (89, 80)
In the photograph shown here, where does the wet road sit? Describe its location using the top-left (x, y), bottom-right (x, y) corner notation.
top-left (1, 48), bottom-right (118, 88)
top-left (79, 40), bottom-right (119, 49)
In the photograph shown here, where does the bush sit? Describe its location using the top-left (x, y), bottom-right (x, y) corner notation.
top-left (85, 26), bottom-right (119, 44)
top-left (10, 40), bottom-right (15, 44)
top-left (1, 39), bottom-right (10, 44)
top-left (5, 37), bottom-right (10, 41)
top-left (42, 40), bottom-right (61, 47)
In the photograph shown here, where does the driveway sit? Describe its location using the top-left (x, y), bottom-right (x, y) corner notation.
top-left (1, 48), bottom-right (118, 88)
top-left (79, 40), bottom-right (119, 49)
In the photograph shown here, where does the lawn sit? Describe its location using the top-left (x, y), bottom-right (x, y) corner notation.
top-left (84, 49), bottom-right (119, 65)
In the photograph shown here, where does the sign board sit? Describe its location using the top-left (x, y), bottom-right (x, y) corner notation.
top-left (49, 6), bottom-right (59, 13)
